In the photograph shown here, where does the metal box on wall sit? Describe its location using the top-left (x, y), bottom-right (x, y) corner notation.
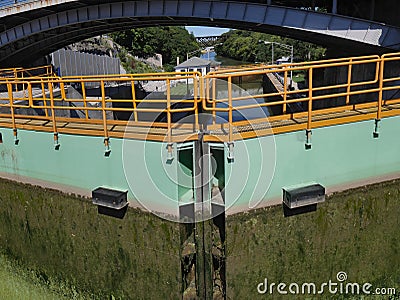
top-left (283, 183), bottom-right (325, 209)
top-left (92, 187), bottom-right (128, 210)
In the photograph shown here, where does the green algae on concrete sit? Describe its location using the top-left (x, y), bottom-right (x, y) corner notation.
top-left (0, 178), bottom-right (181, 300)
top-left (226, 179), bottom-right (400, 299)
top-left (0, 176), bottom-right (400, 299)
top-left (0, 253), bottom-right (69, 300)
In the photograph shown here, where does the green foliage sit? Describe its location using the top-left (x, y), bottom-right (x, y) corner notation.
top-left (110, 26), bottom-right (200, 71)
top-left (116, 48), bottom-right (157, 74)
top-left (215, 30), bottom-right (326, 63)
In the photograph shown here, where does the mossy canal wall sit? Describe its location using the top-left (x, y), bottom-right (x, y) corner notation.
top-left (0, 177), bottom-right (399, 299)
top-left (226, 180), bottom-right (400, 299)
top-left (0, 178), bottom-right (181, 299)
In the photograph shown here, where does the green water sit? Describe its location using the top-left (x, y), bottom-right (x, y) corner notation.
top-left (200, 52), bottom-right (245, 66)
top-left (214, 55), bottom-right (245, 66)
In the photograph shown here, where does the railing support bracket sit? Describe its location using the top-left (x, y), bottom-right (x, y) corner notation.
top-left (166, 143), bottom-right (174, 162)
top-left (13, 129), bottom-right (19, 145)
top-left (227, 142), bottom-right (234, 162)
top-left (104, 137), bottom-right (111, 156)
top-left (373, 119), bottom-right (380, 138)
top-left (305, 129), bottom-right (312, 150)
top-left (53, 133), bottom-right (60, 150)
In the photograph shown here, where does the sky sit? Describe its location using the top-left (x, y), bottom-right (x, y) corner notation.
top-left (185, 26), bottom-right (231, 37)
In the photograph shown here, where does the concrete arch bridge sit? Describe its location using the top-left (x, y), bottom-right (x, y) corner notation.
top-left (0, 0), bottom-right (399, 66)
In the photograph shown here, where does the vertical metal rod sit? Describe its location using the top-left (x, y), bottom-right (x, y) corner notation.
top-left (48, 82), bottom-right (59, 147)
top-left (194, 75), bottom-right (199, 127)
top-left (21, 72), bottom-right (24, 94)
top-left (227, 76), bottom-right (233, 143)
top-left (101, 80), bottom-right (110, 153)
top-left (7, 82), bottom-right (17, 141)
top-left (81, 82), bottom-right (89, 120)
top-left (206, 76), bottom-right (210, 102)
top-left (131, 80), bottom-right (138, 122)
top-left (41, 81), bottom-right (49, 117)
top-left (196, 75), bottom-right (202, 131)
top-left (346, 59), bottom-right (353, 105)
top-left (283, 70), bottom-right (288, 114)
top-left (290, 46), bottom-right (293, 89)
top-left (166, 78), bottom-right (172, 145)
top-left (307, 67), bottom-right (313, 131)
top-left (212, 78), bottom-right (216, 125)
top-left (27, 82), bottom-right (33, 108)
top-left (377, 57), bottom-right (384, 121)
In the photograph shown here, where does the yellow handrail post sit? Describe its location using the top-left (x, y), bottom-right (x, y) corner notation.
top-left (166, 78), bottom-right (173, 160)
top-left (374, 56), bottom-right (385, 138)
top-left (306, 67), bottom-right (313, 149)
top-left (40, 80), bottom-right (49, 117)
top-left (131, 80), bottom-right (138, 122)
top-left (212, 77), bottom-right (216, 125)
top-left (228, 76), bottom-right (233, 142)
top-left (101, 80), bottom-right (111, 156)
top-left (60, 80), bottom-right (66, 100)
top-left (21, 72), bottom-right (25, 95)
top-left (27, 82), bottom-right (33, 108)
top-left (346, 58), bottom-right (353, 105)
top-left (204, 75), bottom-right (209, 128)
top-left (205, 75), bottom-right (210, 107)
top-left (81, 82), bottom-right (89, 120)
top-left (7, 82), bottom-right (18, 144)
top-left (283, 70), bottom-right (288, 114)
top-left (48, 82), bottom-right (60, 149)
top-left (227, 76), bottom-right (234, 160)
top-left (196, 75), bottom-right (201, 132)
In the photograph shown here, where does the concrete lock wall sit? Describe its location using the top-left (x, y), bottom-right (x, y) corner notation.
top-left (0, 114), bottom-right (399, 298)
top-left (0, 116), bottom-right (400, 214)
top-left (0, 137), bottom-right (399, 298)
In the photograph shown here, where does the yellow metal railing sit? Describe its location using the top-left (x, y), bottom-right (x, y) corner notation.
top-left (0, 65), bottom-right (56, 78)
top-left (0, 53), bottom-right (399, 147)
top-left (203, 53), bottom-right (384, 142)
top-left (0, 71), bottom-right (202, 149)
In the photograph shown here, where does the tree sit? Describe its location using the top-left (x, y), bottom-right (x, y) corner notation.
top-left (110, 27), bottom-right (200, 71)
top-left (214, 30), bottom-right (326, 63)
